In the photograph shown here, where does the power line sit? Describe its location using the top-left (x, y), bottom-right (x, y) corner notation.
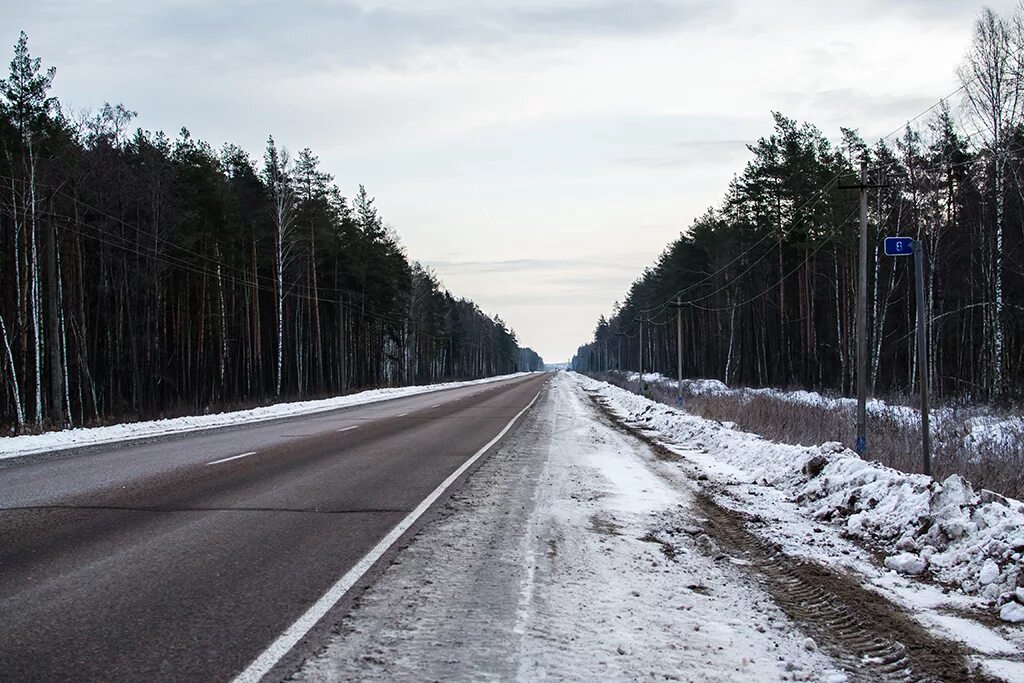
top-left (0, 172), bottom-right (417, 315)
top-left (632, 173), bottom-right (844, 316)
top-left (602, 71), bottom-right (1024, 339)
top-left (875, 35), bottom-right (1024, 147)
top-left (684, 206), bottom-right (860, 312)
top-left (876, 84), bottom-right (968, 146)
top-left (45, 210), bottom-right (506, 346)
top-left (0, 174), bottom-right (493, 334)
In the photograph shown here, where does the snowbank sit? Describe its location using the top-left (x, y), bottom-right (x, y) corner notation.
top-left (963, 415), bottom-right (1024, 452)
top-left (610, 371), bottom-right (1020, 456)
top-left (0, 373), bottom-right (534, 460)
top-left (577, 373), bottom-right (1024, 623)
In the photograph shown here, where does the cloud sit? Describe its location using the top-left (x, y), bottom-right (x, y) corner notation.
top-left (616, 139), bottom-right (752, 168)
top-left (2, 0), bottom-right (988, 362)
top-left (866, 0), bottom-right (1018, 26)
top-left (509, 1), bottom-right (729, 38)
top-left (774, 88), bottom-right (942, 127)
top-left (424, 258), bottom-right (642, 274)
top-left (18, 0), bottom-right (729, 72)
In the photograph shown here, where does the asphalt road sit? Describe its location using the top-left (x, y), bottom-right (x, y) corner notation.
top-left (0, 372), bottom-right (548, 682)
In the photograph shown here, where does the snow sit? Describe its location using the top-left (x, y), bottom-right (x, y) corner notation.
top-left (575, 373), bottom-right (1024, 626)
top-left (917, 613), bottom-right (1018, 655)
top-left (1001, 601), bottom-right (1024, 623)
top-left (964, 415), bottom-right (1024, 452)
top-left (624, 371), bottom-right (1022, 453)
top-left (981, 560), bottom-right (1003, 585)
top-left (884, 553), bottom-right (927, 576)
top-left (986, 660), bottom-right (1024, 682)
top-left (0, 372), bottom-right (535, 461)
top-left (298, 372), bottom-right (845, 681)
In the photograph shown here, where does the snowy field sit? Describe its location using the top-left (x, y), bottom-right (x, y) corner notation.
top-left (624, 371), bottom-right (1024, 456)
top-left (0, 372), bottom-right (533, 461)
top-left (300, 372), bottom-right (1023, 682)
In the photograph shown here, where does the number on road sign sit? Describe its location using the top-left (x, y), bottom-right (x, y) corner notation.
top-left (884, 237), bottom-right (914, 256)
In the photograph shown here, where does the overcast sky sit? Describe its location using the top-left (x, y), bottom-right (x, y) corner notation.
top-left (3, 0), bottom-right (1016, 362)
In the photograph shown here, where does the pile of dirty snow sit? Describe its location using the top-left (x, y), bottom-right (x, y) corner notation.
top-left (576, 373), bottom-right (1024, 623)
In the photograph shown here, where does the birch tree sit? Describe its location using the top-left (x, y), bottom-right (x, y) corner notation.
top-left (0, 32), bottom-right (58, 425)
top-left (958, 7), bottom-right (1021, 398)
top-left (264, 136), bottom-right (294, 397)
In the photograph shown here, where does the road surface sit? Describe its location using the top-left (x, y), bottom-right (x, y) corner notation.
top-left (0, 372), bottom-right (548, 682)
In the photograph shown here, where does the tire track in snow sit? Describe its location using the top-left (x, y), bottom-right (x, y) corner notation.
top-left (583, 389), bottom-right (999, 683)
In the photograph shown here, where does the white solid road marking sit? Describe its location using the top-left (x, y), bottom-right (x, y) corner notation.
top-left (231, 387), bottom-right (542, 683)
top-left (336, 426), bottom-right (359, 433)
top-left (206, 452), bottom-right (257, 466)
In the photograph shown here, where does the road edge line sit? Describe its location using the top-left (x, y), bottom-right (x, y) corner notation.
top-left (231, 385), bottom-right (544, 683)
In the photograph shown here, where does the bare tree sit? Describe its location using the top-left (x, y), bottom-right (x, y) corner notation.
top-left (958, 7), bottom-right (1022, 397)
top-left (264, 137), bottom-right (295, 397)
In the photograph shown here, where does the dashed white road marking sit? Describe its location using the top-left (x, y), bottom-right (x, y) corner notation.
top-left (337, 426), bottom-right (359, 433)
top-left (206, 451), bottom-right (257, 466)
top-left (397, 413), bottom-right (408, 417)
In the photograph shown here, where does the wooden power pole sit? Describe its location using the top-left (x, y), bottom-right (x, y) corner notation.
top-left (840, 161), bottom-right (887, 456)
top-left (638, 315), bottom-right (644, 395)
top-left (669, 296), bottom-right (684, 406)
top-left (676, 297), bottom-right (683, 405)
top-left (857, 161), bottom-right (868, 456)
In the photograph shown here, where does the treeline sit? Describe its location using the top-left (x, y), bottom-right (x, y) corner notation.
top-left (0, 32), bottom-right (541, 432)
top-left (574, 7), bottom-right (1024, 403)
top-left (518, 347), bottom-right (544, 372)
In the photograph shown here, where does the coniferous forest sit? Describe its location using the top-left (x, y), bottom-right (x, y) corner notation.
top-left (0, 33), bottom-right (543, 432)
top-left (574, 7), bottom-right (1024, 404)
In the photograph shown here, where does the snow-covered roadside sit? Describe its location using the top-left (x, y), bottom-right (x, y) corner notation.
top-left (0, 372), bottom-right (534, 460)
top-left (298, 372), bottom-right (844, 682)
top-left (625, 371), bottom-right (1024, 451)
top-left (575, 374), bottom-right (1024, 637)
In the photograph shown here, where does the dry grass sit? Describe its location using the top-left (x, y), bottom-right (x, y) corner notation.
top-left (589, 372), bottom-right (1024, 501)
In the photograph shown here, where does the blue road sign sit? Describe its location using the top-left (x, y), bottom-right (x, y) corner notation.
top-left (884, 236), bottom-right (914, 256)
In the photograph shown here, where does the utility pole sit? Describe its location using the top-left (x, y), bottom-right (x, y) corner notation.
top-left (638, 315), bottom-right (645, 395)
top-left (45, 220), bottom-right (65, 427)
top-left (840, 161), bottom-right (887, 456)
top-left (669, 296), bottom-right (684, 406)
top-left (913, 240), bottom-right (932, 477)
top-left (856, 160), bottom-right (868, 456)
top-left (676, 297), bottom-right (683, 406)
